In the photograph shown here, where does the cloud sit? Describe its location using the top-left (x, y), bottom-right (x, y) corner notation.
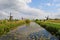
top-left (0, 0), bottom-right (57, 19)
top-left (46, 3), bottom-right (52, 6)
top-left (0, 11), bottom-right (9, 19)
top-left (46, 3), bottom-right (55, 6)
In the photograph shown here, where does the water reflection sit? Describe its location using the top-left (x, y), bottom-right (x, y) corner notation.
top-left (26, 23), bottom-right (30, 27)
top-left (28, 30), bottom-right (58, 40)
top-left (0, 29), bottom-right (59, 40)
top-left (0, 22), bottom-right (59, 40)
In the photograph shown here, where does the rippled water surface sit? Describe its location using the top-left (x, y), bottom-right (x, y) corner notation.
top-left (0, 22), bottom-right (58, 40)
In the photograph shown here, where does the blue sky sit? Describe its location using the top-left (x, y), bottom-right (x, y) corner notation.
top-left (0, 0), bottom-right (60, 19)
top-left (29, 0), bottom-right (60, 13)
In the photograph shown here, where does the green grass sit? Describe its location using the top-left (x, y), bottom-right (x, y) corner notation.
top-left (0, 20), bottom-right (25, 36)
top-left (35, 20), bottom-right (60, 38)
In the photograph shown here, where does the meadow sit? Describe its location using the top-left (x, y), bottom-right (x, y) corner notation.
top-left (0, 20), bottom-right (25, 36)
top-left (35, 19), bottom-right (60, 39)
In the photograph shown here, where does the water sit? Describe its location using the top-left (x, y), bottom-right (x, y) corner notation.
top-left (28, 30), bottom-right (58, 40)
top-left (0, 22), bottom-right (59, 40)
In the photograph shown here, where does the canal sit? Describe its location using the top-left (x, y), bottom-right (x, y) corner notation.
top-left (0, 22), bottom-right (58, 40)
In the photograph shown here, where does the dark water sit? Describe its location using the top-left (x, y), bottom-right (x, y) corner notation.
top-left (28, 30), bottom-right (58, 40)
top-left (0, 22), bottom-right (59, 40)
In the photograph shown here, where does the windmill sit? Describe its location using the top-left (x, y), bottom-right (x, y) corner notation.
top-left (45, 16), bottom-right (49, 20)
top-left (9, 12), bottom-right (13, 21)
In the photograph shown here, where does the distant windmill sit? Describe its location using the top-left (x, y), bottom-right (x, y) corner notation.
top-left (9, 12), bottom-right (13, 21)
top-left (22, 17), bottom-right (23, 20)
top-left (45, 16), bottom-right (49, 20)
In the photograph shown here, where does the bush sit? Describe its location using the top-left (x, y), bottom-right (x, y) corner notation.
top-left (0, 20), bottom-right (25, 36)
top-left (25, 19), bottom-right (30, 24)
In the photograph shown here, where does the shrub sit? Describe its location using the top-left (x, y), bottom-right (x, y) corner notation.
top-left (0, 20), bottom-right (25, 36)
top-left (25, 19), bottom-right (30, 24)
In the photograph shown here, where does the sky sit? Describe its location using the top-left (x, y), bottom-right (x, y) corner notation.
top-left (0, 0), bottom-right (60, 19)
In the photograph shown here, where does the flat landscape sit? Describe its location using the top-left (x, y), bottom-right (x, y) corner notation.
top-left (0, 0), bottom-right (60, 40)
top-left (35, 19), bottom-right (60, 40)
top-left (0, 22), bottom-right (58, 40)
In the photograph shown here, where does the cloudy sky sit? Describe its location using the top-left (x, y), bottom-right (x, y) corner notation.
top-left (0, 0), bottom-right (60, 19)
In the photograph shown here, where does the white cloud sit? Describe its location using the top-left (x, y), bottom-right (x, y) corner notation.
top-left (47, 3), bottom-right (51, 6)
top-left (18, 0), bottom-right (31, 3)
top-left (0, 11), bottom-right (9, 19)
top-left (0, 0), bottom-right (54, 19)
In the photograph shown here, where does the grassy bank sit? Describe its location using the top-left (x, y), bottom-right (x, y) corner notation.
top-left (35, 20), bottom-right (60, 39)
top-left (0, 20), bottom-right (25, 36)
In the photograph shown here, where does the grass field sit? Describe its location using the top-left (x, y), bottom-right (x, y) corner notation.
top-left (0, 20), bottom-right (25, 36)
top-left (35, 20), bottom-right (60, 39)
